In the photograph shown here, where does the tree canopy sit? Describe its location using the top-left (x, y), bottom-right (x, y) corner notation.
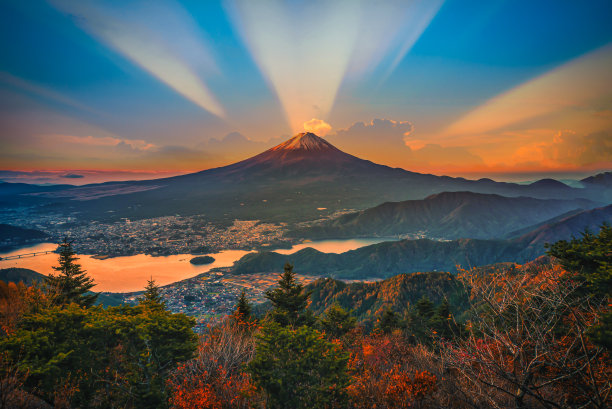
top-left (45, 238), bottom-right (97, 307)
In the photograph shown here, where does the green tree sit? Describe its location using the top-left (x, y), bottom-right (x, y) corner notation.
top-left (378, 307), bottom-right (400, 334)
top-left (45, 238), bottom-right (97, 307)
top-left (319, 303), bottom-right (356, 339)
top-left (247, 322), bottom-right (349, 409)
top-left (546, 223), bottom-right (611, 297)
top-left (138, 277), bottom-right (165, 310)
top-left (1, 291), bottom-right (196, 407)
top-left (416, 296), bottom-right (435, 319)
top-left (547, 224), bottom-right (612, 349)
top-left (265, 263), bottom-right (312, 327)
top-left (232, 289), bottom-right (252, 323)
top-left (429, 298), bottom-right (460, 340)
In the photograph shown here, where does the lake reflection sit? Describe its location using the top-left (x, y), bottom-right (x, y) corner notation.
top-left (0, 243), bottom-right (251, 293)
top-left (0, 238), bottom-right (392, 292)
top-left (275, 238), bottom-right (389, 254)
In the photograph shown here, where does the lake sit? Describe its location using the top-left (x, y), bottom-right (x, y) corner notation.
top-left (0, 238), bottom-right (392, 292)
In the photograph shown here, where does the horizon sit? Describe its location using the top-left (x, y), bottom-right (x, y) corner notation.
top-left (1, 0), bottom-right (611, 184)
top-left (0, 130), bottom-right (609, 186)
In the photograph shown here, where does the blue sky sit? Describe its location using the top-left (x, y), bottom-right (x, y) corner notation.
top-left (0, 0), bottom-right (611, 183)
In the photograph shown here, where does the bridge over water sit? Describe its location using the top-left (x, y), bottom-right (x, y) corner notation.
top-left (0, 250), bottom-right (55, 261)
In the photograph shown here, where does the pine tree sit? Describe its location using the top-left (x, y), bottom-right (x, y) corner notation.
top-left (247, 322), bottom-right (349, 409)
top-left (429, 298), bottom-right (458, 340)
top-left (436, 298), bottom-right (451, 320)
top-left (546, 223), bottom-right (612, 297)
top-left (320, 304), bottom-right (356, 339)
top-left (233, 289), bottom-right (252, 323)
top-left (265, 263), bottom-right (312, 327)
top-left (45, 238), bottom-right (97, 307)
top-left (378, 307), bottom-right (400, 334)
top-left (416, 296), bottom-right (435, 319)
top-left (547, 223), bottom-right (612, 349)
top-left (139, 278), bottom-right (165, 310)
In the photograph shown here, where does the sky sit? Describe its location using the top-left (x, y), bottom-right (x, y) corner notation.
top-left (0, 0), bottom-right (611, 184)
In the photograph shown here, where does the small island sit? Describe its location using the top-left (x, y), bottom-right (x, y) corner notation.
top-left (189, 255), bottom-right (215, 265)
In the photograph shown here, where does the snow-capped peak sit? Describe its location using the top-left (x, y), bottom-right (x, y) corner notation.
top-left (270, 132), bottom-right (336, 152)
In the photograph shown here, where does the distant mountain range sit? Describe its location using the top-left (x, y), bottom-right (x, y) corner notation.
top-left (511, 204), bottom-right (612, 253)
top-left (290, 191), bottom-right (600, 240)
top-left (581, 171), bottom-right (612, 189)
top-left (231, 204), bottom-right (612, 279)
top-left (2, 133), bottom-right (609, 223)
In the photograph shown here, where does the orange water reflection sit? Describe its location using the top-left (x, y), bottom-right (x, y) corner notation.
top-left (0, 243), bottom-right (251, 292)
top-left (0, 238), bottom-right (390, 292)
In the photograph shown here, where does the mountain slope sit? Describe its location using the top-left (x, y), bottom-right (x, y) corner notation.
top-left (514, 204), bottom-right (612, 248)
top-left (0, 224), bottom-right (50, 251)
top-left (4, 133), bottom-right (608, 223)
top-left (0, 267), bottom-right (44, 285)
top-left (307, 272), bottom-right (469, 325)
top-left (231, 205), bottom-right (612, 279)
top-left (290, 192), bottom-right (597, 239)
top-left (232, 238), bottom-right (528, 279)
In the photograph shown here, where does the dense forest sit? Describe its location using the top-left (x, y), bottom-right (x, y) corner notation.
top-left (0, 226), bottom-right (610, 408)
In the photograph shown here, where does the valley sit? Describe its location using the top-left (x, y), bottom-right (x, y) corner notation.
top-left (1, 133), bottom-right (610, 326)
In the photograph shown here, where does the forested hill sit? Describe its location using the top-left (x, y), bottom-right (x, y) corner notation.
top-left (232, 205), bottom-right (612, 279)
top-left (307, 271), bottom-right (470, 325)
top-left (232, 238), bottom-right (528, 279)
top-left (0, 267), bottom-right (44, 285)
top-left (289, 192), bottom-right (598, 240)
top-left (0, 224), bottom-right (49, 250)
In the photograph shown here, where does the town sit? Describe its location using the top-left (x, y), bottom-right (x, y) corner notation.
top-left (1, 205), bottom-right (293, 257)
top-left (116, 268), bottom-right (321, 332)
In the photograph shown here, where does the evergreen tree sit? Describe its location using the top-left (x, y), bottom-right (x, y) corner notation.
top-left (2, 303), bottom-right (197, 408)
top-left (429, 298), bottom-right (459, 340)
top-left (138, 278), bottom-right (165, 310)
top-left (436, 298), bottom-right (451, 319)
top-left (547, 224), bottom-right (612, 349)
top-left (265, 263), bottom-right (312, 327)
top-left (248, 322), bottom-right (349, 409)
top-left (45, 238), bottom-right (97, 307)
top-left (233, 289), bottom-right (252, 323)
top-left (416, 296), bottom-right (435, 319)
top-left (319, 303), bottom-right (356, 339)
top-left (546, 223), bottom-right (612, 297)
top-left (378, 307), bottom-right (400, 334)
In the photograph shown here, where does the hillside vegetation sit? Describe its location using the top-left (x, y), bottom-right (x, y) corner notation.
top-left (290, 192), bottom-right (597, 240)
top-left (1, 226), bottom-right (610, 408)
top-left (233, 207), bottom-right (612, 279)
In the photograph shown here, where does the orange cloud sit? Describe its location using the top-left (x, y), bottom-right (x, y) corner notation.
top-left (510, 129), bottom-right (612, 168)
top-left (326, 118), bottom-right (486, 172)
top-left (303, 118), bottom-right (332, 136)
top-left (45, 134), bottom-right (157, 151)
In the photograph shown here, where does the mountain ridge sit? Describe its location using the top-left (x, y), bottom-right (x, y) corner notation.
top-left (289, 191), bottom-right (599, 240)
top-left (231, 204), bottom-right (612, 279)
top-left (2, 133), bottom-right (609, 223)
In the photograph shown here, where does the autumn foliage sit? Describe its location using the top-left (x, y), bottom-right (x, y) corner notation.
top-left (347, 334), bottom-right (438, 408)
top-left (167, 319), bottom-right (259, 409)
top-left (1, 228), bottom-right (610, 408)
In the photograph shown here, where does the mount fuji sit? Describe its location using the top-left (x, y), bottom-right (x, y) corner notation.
top-left (5, 132), bottom-right (608, 223)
